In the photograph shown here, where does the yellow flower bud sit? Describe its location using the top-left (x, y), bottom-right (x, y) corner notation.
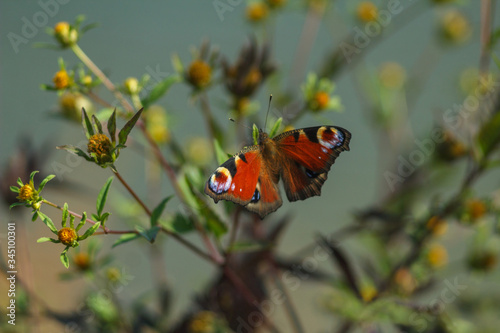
top-left (187, 60), bottom-right (212, 89)
top-left (189, 311), bottom-right (216, 333)
top-left (87, 134), bottom-right (113, 164)
top-left (53, 70), bottom-right (70, 89)
top-left (58, 227), bottom-right (78, 247)
top-left (18, 184), bottom-right (36, 202)
top-left (440, 10), bottom-right (471, 44)
top-left (426, 216), bottom-right (448, 236)
top-left (466, 199), bottom-right (487, 222)
top-left (54, 21), bottom-right (78, 47)
top-left (379, 62), bottom-right (406, 89)
top-left (313, 91), bottom-right (330, 110)
top-left (124, 77), bottom-right (140, 95)
top-left (73, 252), bottom-right (91, 270)
top-left (357, 2), bottom-right (378, 22)
top-left (360, 285), bottom-right (377, 302)
top-left (427, 244), bottom-right (448, 268)
top-left (246, 2), bottom-right (269, 22)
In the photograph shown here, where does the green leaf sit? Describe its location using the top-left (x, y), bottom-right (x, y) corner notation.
top-left (107, 109), bottom-right (117, 144)
top-left (37, 237), bottom-right (59, 243)
top-left (99, 212), bottom-right (110, 227)
top-left (9, 202), bottom-right (25, 209)
top-left (39, 175), bottom-right (56, 192)
top-left (226, 241), bottom-right (270, 253)
top-left (17, 178), bottom-right (23, 186)
top-left (76, 212), bottom-right (87, 232)
top-left (492, 52), bottom-right (500, 70)
top-left (141, 75), bottom-right (180, 109)
top-left (135, 225), bottom-right (161, 243)
top-left (178, 173), bottom-right (200, 211)
top-left (112, 233), bottom-right (140, 248)
top-left (151, 196), bottom-right (173, 227)
top-left (81, 108), bottom-right (94, 139)
top-left (56, 145), bottom-right (93, 161)
top-left (40, 213), bottom-right (58, 234)
top-left (92, 114), bottom-right (104, 134)
top-left (118, 108), bottom-right (144, 146)
top-left (214, 138), bottom-right (230, 165)
top-left (478, 112), bottom-right (500, 159)
top-left (62, 203), bottom-right (69, 227)
top-left (206, 216), bottom-right (228, 238)
top-left (31, 210), bottom-right (39, 221)
top-left (252, 123), bottom-right (259, 145)
top-left (60, 247), bottom-right (70, 268)
top-left (10, 186), bottom-right (20, 193)
top-left (269, 117), bottom-right (283, 138)
top-left (161, 213), bottom-right (195, 234)
top-left (29, 170), bottom-right (39, 182)
top-left (79, 222), bottom-right (101, 241)
top-left (96, 176), bottom-right (114, 216)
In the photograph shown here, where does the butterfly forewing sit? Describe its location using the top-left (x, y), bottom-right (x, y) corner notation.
top-left (274, 126), bottom-right (351, 201)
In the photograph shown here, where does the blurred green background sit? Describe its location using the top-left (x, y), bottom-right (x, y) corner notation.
top-left (1, 0), bottom-right (499, 331)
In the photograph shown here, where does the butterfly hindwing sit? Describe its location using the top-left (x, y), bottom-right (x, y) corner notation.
top-left (204, 146), bottom-right (283, 218)
top-left (274, 126), bottom-right (351, 202)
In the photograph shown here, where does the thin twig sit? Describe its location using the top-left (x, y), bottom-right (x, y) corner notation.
top-left (112, 168), bottom-right (152, 216)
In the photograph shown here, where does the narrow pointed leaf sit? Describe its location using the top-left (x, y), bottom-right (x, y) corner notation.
top-left (478, 112), bottom-right (500, 159)
top-left (29, 170), bottom-right (39, 181)
top-left (32, 211), bottom-right (39, 221)
top-left (17, 178), bottom-right (23, 186)
top-left (56, 145), bottom-right (93, 161)
top-left (118, 108), bottom-right (144, 146)
top-left (60, 248), bottom-right (70, 268)
top-left (9, 202), bottom-right (25, 209)
top-left (214, 139), bottom-right (230, 165)
top-left (107, 109), bottom-right (117, 144)
top-left (37, 237), bottom-right (59, 243)
top-left (318, 236), bottom-right (361, 299)
top-left (112, 233), bottom-right (140, 248)
top-left (206, 217), bottom-right (228, 238)
top-left (269, 117), bottom-right (283, 138)
top-left (39, 175), bottom-right (56, 191)
top-left (79, 222), bottom-right (101, 241)
top-left (141, 75), bottom-right (180, 108)
top-left (96, 176), bottom-right (114, 216)
top-left (252, 124), bottom-right (259, 145)
top-left (9, 186), bottom-right (20, 193)
top-left (81, 108), bottom-right (94, 139)
top-left (92, 114), bottom-right (104, 134)
top-left (161, 213), bottom-right (195, 234)
top-left (151, 196), bottom-right (173, 227)
top-left (76, 212), bottom-right (87, 232)
top-left (62, 203), bottom-right (69, 227)
top-left (227, 241), bottom-right (270, 253)
top-left (40, 213), bottom-right (58, 235)
top-left (136, 225), bottom-right (161, 243)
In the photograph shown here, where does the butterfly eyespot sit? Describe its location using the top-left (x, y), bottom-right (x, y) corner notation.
top-left (208, 167), bottom-right (232, 194)
top-left (317, 127), bottom-right (344, 149)
top-left (250, 188), bottom-right (261, 203)
top-left (305, 169), bottom-right (320, 179)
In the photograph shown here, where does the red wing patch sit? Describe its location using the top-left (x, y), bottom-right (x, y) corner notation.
top-left (275, 126), bottom-right (351, 173)
top-left (205, 148), bottom-right (261, 206)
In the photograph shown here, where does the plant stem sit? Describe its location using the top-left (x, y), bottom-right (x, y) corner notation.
top-left (42, 199), bottom-right (106, 228)
top-left (112, 168), bottom-right (152, 216)
top-left (71, 44), bottom-right (134, 113)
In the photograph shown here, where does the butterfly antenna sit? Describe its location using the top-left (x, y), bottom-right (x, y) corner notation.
top-left (229, 118), bottom-right (252, 131)
top-left (264, 94), bottom-right (272, 130)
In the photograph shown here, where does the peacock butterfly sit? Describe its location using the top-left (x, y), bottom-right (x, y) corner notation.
top-left (204, 125), bottom-right (351, 219)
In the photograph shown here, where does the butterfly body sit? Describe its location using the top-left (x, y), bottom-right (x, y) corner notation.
top-left (205, 126), bottom-right (351, 219)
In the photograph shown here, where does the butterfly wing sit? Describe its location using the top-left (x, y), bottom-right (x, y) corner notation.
top-left (273, 126), bottom-right (351, 202)
top-left (204, 146), bottom-right (282, 219)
